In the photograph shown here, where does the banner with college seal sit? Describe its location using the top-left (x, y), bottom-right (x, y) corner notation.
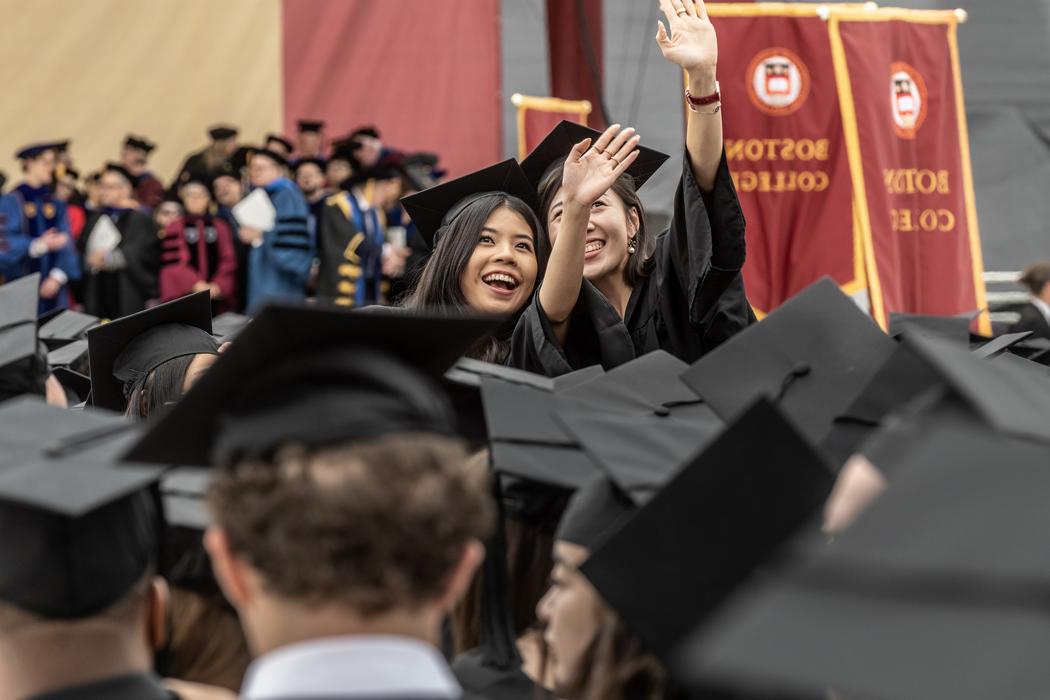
top-left (829, 8), bottom-right (989, 331)
top-left (707, 4), bottom-right (989, 332)
top-left (707, 5), bottom-right (864, 317)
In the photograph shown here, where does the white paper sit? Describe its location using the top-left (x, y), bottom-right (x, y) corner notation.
top-left (386, 226), bottom-right (407, 248)
top-left (232, 188), bottom-right (276, 231)
top-left (85, 214), bottom-right (121, 254)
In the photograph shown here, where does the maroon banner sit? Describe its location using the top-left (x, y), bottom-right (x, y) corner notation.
top-left (710, 8), bottom-right (861, 315)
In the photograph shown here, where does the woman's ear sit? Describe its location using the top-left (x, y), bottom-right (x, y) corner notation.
top-left (628, 206), bottom-right (641, 238)
top-left (147, 576), bottom-right (170, 652)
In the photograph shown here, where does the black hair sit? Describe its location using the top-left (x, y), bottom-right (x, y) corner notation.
top-left (124, 354), bottom-right (195, 419)
top-left (537, 161), bottom-right (655, 288)
top-left (403, 194), bottom-right (549, 363)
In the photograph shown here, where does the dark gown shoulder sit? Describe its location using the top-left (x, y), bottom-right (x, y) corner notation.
top-left (29, 673), bottom-right (175, 700)
top-left (452, 647), bottom-right (546, 700)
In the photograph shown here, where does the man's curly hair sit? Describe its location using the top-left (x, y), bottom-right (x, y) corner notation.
top-left (209, 433), bottom-right (493, 616)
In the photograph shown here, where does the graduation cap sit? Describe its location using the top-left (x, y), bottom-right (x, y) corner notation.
top-left (681, 277), bottom-right (898, 447)
top-left (207, 125), bottom-right (238, 141)
top-left (297, 119), bottom-right (325, 133)
top-left (47, 339), bottom-right (88, 370)
top-left (15, 142), bottom-right (60, 160)
top-left (888, 310), bottom-right (976, 346)
top-left (86, 291), bottom-right (216, 413)
top-left (519, 120), bottom-right (670, 191)
top-left (819, 344), bottom-right (943, 468)
top-left (901, 332), bottom-right (1050, 446)
top-left (1009, 336), bottom-right (1050, 365)
top-left (38, 309), bottom-right (99, 349)
top-left (677, 422), bottom-right (1050, 700)
top-left (349, 125), bottom-right (380, 141)
top-left (52, 367), bottom-right (91, 403)
top-left (251, 147), bottom-right (288, 168)
top-left (0, 274), bottom-right (41, 372)
top-left (123, 305), bottom-right (500, 467)
top-left (401, 159), bottom-right (538, 250)
top-left (210, 311), bottom-right (251, 342)
top-left (972, 330), bottom-right (1034, 359)
top-left (578, 399), bottom-right (832, 662)
top-left (264, 134), bottom-right (294, 153)
top-left (103, 162), bottom-right (135, 185)
top-left (292, 156), bottom-right (326, 174)
top-left (0, 397), bottom-right (163, 618)
top-left (123, 135), bottom-right (155, 153)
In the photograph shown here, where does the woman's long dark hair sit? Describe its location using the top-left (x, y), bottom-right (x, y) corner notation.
top-left (537, 162), bottom-right (655, 288)
top-left (403, 194), bottom-right (549, 363)
top-left (124, 354), bottom-right (195, 419)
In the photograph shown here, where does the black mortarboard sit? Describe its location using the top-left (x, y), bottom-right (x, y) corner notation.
top-left (53, 140), bottom-right (70, 154)
top-left (103, 162), bottom-right (135, 185)
top-left (292, 156), bottom-right (326, 174)
top-left (47, 339), bottom-right (89, 370)
top-left (681, 277), bottom-right (898, 447)
top-left (297, 119), bottom-right (325, 133)
top-left (580, 398), bottom-right (832, 661)
top-left (519, 120), bottom-right (670, 191)
top-left (902, 332), bottom-right (1050, 446)
top-left (400, 159), bottom-right (538, 250)
top-left (819, 343), bottom-right (943, 468)
top-left (0, 397), bottom-right (163, 618)
top-left (210, 311), bottom-right (251, 342)
top-left (349, 125), bottom-right (380, 140)
top-left (252, 147), bottom-right (288, 167)
top-left (0, 274), bottom-right (41, 371)
top-left (86, 291), bottom-right (216, 412)
top-left (677, 422), bottom-right (1050, 700)
top-left (265, 134), bottom-right (294, 153)
top-left (888, 310), bottom-right (975, 346)
top-left (972, 330), bottom-right (1033, 359)
top-left (207, 125), bottom-right (238, 141)
top-left (1009, 336), bottom-right (1050, 365)
top-left (53, 367), bottom-right (91, 403)
top-left (123, 306), bottom-right (500, 467)
top-left (38, 309), bottom-right (100, 349)
top-left (15, 143), bottom-right (59, 160)
top-left (123, 135), bottom-right (156, 153)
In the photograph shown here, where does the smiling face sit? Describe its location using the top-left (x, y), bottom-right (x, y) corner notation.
top-left (458, 206), bottom-right (538, 315)
top-left (536, 540), bottom-right (603, 693)
top-left (547, 185), bottom-right (640, 287)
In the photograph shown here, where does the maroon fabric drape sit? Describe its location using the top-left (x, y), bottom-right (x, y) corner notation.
top-left (546, 0), bottom-right (607, 129)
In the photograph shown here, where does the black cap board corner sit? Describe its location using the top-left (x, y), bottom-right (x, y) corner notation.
top-left (400, 159), bottom-right (538, 250)
top-left (519, 120), bottom-right (670, 192)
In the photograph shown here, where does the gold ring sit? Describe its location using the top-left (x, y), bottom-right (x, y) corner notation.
top-left (677, 9), bottom-right (689, 15)
top-left (609, 156), bottom-right (620, 167)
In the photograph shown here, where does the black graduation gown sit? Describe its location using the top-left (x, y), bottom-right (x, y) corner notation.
top-left (509, 153), bottom-right (756, 376)
top-left (29, 673), bottom-right (176, 699)
top-left (1009, 302), bottom-right (1050, 341)
top-left (78, 209), bottom-right (161, 319)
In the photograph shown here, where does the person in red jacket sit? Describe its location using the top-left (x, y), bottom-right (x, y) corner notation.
top-left (159, 176), bottom-right (237, 313)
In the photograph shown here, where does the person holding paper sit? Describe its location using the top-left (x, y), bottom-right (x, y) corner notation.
top-left (77, 163), bottom-right (160, 318)
top-left (159, 177), bottom-right (238, 313)
top-left (238, 148), bottom-right (313, 312)
top-left (4, 142), bottom-right (80, 314)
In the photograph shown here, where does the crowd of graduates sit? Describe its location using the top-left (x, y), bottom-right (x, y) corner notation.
top-left (2, 2), bottom-right (1050, 700)
top-left (0, 120), bottom-right (436, 323)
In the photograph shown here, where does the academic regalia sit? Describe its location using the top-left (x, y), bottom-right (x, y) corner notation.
top-left (245, 177), bottom-right (313, 312)
top-left (215, 205), bottom-right (250, 313)
top-left (8, 183), bottom-right (81, 314)
top-left (77, 207), bottom-right (161, 319)
top-left (159, 213), bottom-right (237, 313)
top-left (315, 189), bottom-right (383, 307)
top-left (0, 274), bottom-right (49, 402)
top-left (0, 397), bottom-right (170, 700)
top-left (510, 122), bottom-right (755, 375)
top-left (1009, 300), bottom-right (1050, 341)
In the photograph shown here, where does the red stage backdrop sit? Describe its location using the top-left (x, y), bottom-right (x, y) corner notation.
top-left (281, 0), bottom-right (502, 177)
top-left (710, 7), bottom-right (861, 316)
top-left (709, 4), bottom-right (988, 331)
top-left (831, 11), bottom-right (988, 327)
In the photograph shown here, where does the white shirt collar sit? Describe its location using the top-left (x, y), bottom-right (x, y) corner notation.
top-left (241, 634), bottom-right (461, 699)
top-left (1031, 296), bottom-right (1050, 323)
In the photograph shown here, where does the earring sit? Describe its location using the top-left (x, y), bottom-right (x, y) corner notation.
top-left (627, 237), bottom-right (637, 255)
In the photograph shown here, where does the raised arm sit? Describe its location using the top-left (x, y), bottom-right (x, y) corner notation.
top-left (538, 125), bottom-right (640, 343)
top-left (657, 0), bottom-right (721, 191)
